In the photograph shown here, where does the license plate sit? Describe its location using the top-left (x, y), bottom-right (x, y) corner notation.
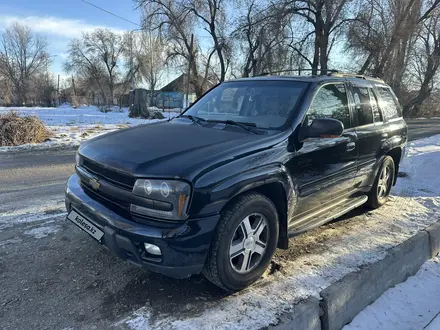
top-left (67, 210), bottom-right (104, 241)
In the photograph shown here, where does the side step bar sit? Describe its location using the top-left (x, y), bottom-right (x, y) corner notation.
top-left (289, 195), bottom-right (368, 235)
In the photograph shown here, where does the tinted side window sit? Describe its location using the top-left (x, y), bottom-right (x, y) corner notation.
top-left (369, 89), bottom-right (382, 122)
top-left (352, 86), bottom-right (374, 126)
top-left (308, 84), bottom-right (351, 129)
top-left (377, 87), bottom-right (401, 119)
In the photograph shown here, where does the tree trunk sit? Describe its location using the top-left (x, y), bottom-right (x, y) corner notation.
top-left (320, 27), bottom-right (329, 75)
top-left (358, 53), bottom-right (373, 74)
top-left (312, 33), bottom-right (320, 75)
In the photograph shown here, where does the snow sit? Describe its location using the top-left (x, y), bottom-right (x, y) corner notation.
top-left (0, 105), bottom-right (180, 126)
top-left (0, 204), bottom-right (66, 230)
top-left (24, 224), bottom-right (61, 239)
top-left (426, 312), bottom-right (440, 330)
top-left (343, 257), bottom-right (440, 330)
top-left (0, 105), bottom-right (180, 152)
top-left (116, 134), bottom-right (440, 330)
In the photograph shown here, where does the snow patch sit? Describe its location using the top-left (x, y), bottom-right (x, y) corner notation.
top-left (115, 307), bottom-right (152, 330)
top-left (0, 205), bottom-right (65, 230)
top-left (24, 225), bottom-right (61, 239)
top-left (0, 238), bottom-right (23, 247)
top-left (0, 105), bottom-right (179, 153)
top-left (426, 312), bottom-right (440, 330)
top-left (343, 257), bottom-right (440, 330)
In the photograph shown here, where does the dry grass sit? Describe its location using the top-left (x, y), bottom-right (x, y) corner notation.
top-left (0, 111), bottom-right (53, 147)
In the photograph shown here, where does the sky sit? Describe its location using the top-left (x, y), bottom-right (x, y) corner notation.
top-left (0, 0), bottom-right (350, 88)
top-left (0, 0), bottom-right (142, 84)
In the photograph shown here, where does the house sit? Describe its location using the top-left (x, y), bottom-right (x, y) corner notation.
top-left (159, 74), bottom-right (216, 108)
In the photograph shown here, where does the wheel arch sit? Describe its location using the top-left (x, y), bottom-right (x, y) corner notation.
top-left (387, 147), bottom-right (402, 185)
top-left (219, 181), bottom-right (290, 250)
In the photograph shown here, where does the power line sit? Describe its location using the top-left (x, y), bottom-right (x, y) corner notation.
top-left (79, 0), bottom-right (142, 27)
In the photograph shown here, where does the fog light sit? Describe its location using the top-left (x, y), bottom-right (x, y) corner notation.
top-left (144, 243), bottom-right (162, 256)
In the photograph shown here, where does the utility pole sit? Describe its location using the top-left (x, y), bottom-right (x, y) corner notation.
top-left (255, 28), bottom-right (264, 76)
top-left (185, 33), bottom-right (194, 112)
top-left (129, 31), bottom-right (135, 111)
top-left (57, 74), bottom-right (60, 106)
top-left (72, 75), bottom-right (77, 108)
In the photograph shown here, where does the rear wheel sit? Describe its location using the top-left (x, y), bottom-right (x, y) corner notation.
top-left (203, 192), bottom-right (279, 292)
top-left (367, 156), bottom-right (395, 209)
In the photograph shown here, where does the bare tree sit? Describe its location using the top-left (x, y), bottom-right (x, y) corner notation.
top-left (403, 8), bottom-right (440, 116)
top-left (136, 13), bottom-right (167, 91)
top-left (183, 0), bottom-right (231, 82)
top-left (0, 22), bottom-right (49, 105)
top-left (138, 0), bottom-right (230, 96)
top-left (65, 29), bottom-right (127, 105)
top-left (233, 0), bottom-right (296, 77)
top-left (285, 0), bottom-right (355, 74)
top-left (346, 0), bottom-right (440, 97)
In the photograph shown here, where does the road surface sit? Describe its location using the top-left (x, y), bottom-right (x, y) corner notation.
top-left (0, 118), bottom-right (439, 329)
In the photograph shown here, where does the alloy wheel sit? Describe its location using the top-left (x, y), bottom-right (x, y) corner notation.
top-left (229, 213), bottom-right (269, 274)
top-left (377, 165), bottom-right (392, 199)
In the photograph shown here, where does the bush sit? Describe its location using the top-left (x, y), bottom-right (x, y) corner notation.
top-left (129, 109), bottom-right (165, 119)
top-left (99, 105), bottom-right (113, 113)
top-left (150, 111), bottom-right (165, 119)
top-left (0, 111), bottom-right (53, 147)
top-left (99, 105), bottom-right (124, 113)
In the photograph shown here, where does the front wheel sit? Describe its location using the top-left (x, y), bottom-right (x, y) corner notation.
top-left (203, 192), bottom-right (279, 292)
top-left (367, 156), bottom-right (395, 209)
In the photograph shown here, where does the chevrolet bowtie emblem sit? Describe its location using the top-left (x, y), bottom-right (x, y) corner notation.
top-left (89, 178), bottom-right (100, 190)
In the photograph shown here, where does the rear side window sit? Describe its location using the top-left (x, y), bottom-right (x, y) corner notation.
top-left (352, 86), bottom-right (374, 126)
top-left (369, 90), bottom-right (382, 122)
top-left (352, 86), bottom-right (383, 125)
top-left (377, 87), bottom-right (401, 119)
top-left (308, 84), bottom-right (352, 129)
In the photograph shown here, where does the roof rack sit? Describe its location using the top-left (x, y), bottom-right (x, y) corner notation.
top-left (258, 69), bottom-right (339, 76)
top-left (328, 72), bottom-right (385, 83)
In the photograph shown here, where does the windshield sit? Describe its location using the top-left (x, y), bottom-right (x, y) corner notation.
top-left (182, 80), bottom-right (308, 129)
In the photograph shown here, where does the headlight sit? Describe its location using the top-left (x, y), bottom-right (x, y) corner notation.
top-left (75, 152), bottom-right (83, 167)
top-left (131, 179), bottom-right (191, 221)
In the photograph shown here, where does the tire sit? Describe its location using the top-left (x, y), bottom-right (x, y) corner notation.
top-left (367, 156), bottom-right (395, 209)
top-left (203, 192), bottom-right (279, 292)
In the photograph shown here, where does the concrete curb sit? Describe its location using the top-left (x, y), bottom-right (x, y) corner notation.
top-left (270, 223), bottom-right (440, 330)
top-left (426, 222), bottom-right (440, 257)
top-left (268, 297), bottom-right (322, 330)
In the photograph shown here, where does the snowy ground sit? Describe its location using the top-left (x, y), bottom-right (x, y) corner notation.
top-left (343, 257), bottom-right (440, 330)
top-left (0, 105), bottom-right (180, 152)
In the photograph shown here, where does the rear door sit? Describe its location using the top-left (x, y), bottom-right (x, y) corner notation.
top-left (348, 81), bottom-right (385, 188)
top-left (289, 82), bottom-right (358, 224)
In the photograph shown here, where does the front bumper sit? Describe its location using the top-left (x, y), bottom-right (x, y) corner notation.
top-left (65, 174), bottom-right (220, 279)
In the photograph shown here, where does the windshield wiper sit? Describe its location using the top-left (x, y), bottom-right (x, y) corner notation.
top-left (207, 119), bottom-right (260, 135)
top-left (179, 115), bottom-right (206, 127)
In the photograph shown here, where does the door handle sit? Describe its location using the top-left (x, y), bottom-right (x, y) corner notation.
top-left (346, 142), bottom-right (356, 152)
top-left (381, 133), bottom-right (388, 138)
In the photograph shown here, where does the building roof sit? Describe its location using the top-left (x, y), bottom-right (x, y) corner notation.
top-left (161, 74), bottom-right (215, 93)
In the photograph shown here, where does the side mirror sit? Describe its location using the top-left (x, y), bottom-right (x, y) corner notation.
top-left (299, 118), bottom-right (344, 141)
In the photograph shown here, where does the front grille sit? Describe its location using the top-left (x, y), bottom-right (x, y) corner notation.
top-left (82, 158), bottom-right (136, 190)
top-left (81, 182), bottom-right (131, 214)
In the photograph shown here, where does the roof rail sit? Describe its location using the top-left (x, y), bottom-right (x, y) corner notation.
top-left (257, 69), bottom-right (339, 76)
top-left (328, 72), bottom-right (385, 83)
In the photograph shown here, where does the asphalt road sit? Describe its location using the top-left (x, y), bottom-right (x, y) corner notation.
top-left (0, 118), bottom-right (439, 329)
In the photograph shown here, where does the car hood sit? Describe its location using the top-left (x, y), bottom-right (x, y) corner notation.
top-left (79, 121), bottom-right (267, 178)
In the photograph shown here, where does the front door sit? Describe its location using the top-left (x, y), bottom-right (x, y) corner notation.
top-left (288, 82), bottom-right (358, 232)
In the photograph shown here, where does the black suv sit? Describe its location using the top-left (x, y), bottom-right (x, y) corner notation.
top-left (65, 74), bottom-right (407, 291)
